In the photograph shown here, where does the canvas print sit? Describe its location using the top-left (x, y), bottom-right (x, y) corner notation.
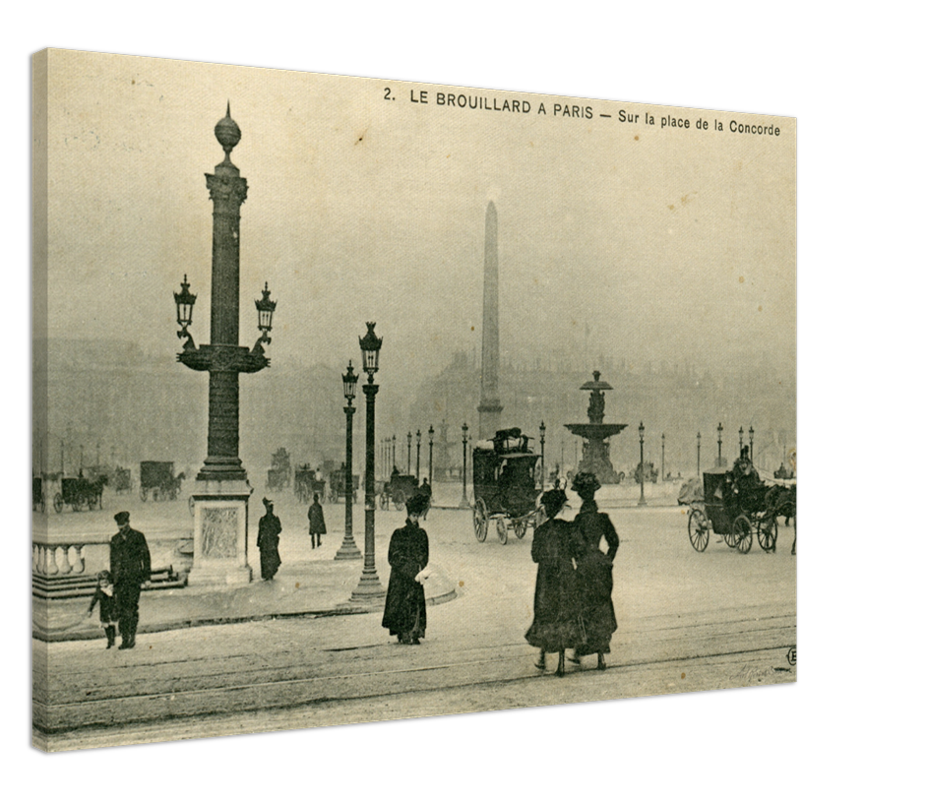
top-left (32, 49), bottom-right (796, 751)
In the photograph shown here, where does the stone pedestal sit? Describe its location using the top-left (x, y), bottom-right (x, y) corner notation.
top-left (187, 479), bottom-right (253, 587)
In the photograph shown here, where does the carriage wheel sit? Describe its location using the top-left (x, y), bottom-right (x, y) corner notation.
top-left (733, 515), bottom-right (753, 554)
top-left (513, 517), bottom-right (529, 539)
top-left (473, 499), bottom-right (488, 542)
top-left (53, 493), bottom-right (63, 514)
top-left (72, 503), bottom-right (82, 513)
top-left (496, 517), bottom-right (509, 545)
top-left (169, 488), bottom-right (178, 501)
top-left (87, 495), bottom-right (97, 511)
top-left (392, 490), bottom-right (406, 508)
top-left (688, 508), bottom-right (710, 552)
top-left (140, 487), bottom-right (148, 502)
top-left (379, 492), bottom-right (388, 510)
top-left (758, 514), bottom-right (778, 553)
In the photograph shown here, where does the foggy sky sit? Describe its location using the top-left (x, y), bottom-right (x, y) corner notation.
top-left (40, 49), bottom-right (795, 403)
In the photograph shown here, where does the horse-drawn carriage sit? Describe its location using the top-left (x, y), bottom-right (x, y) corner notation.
top-left (33, 476), bottom-right (45, 512)
top-left (53, 472), bottom-right (107, 513)
top-left (685, 469), bottom-right (780, 554)
top-left (380, 470), bottom-right (419, 510)
top-left (266, 447), bottom-right (292, 491)
top-left (294, 465), bottom-right (325, 504)
top-left (139, 461), bottom-right (184, 502)
top-left (328, 464), bottom-right (359, 503)
top-left (111, 466), bottom-right (133, 494)
top-left (472, 428), bottom-right (543, 545)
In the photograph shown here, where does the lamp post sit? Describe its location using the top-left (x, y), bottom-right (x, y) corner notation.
top-left (335, 362), bottom-right (361, 561)
top-left (350, 323), bottom-right (385, 602)
top-left (739, 426), bottom-right (744, 452)
top-left (392, 435), bottom-right (397, 471)
top-left (696, 431), bottom-right (701, 476)
top-left (637, 422), bottom-right (647, 506)
top-left (459, 422), bottom-right (470, 508)
top-left (661, 432), bottom-right (665, 483)
top-left (428, 425), bottom-right (434, 485)
top-left (174, 108), bottom-right (278, 586)
top-left (407, 432), bottom-right (412, 474)
top-left (717, 422), bottom-right (724, 467)
top-left (539, 420), bottom-right (546, 490)
top-left (416, 430), bottom-right (421, 481)
top-left (749, 425), bottom-right (755, 461)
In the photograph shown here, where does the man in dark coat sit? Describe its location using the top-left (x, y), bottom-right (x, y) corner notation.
top-left (308, 494), bottom-right (326, 549)
top-left (110, 511), bottom-right (151, 650)
top-left (382, 493), bottom-right (430, 644)
top-left (257, 498), bottom-right (283, 579)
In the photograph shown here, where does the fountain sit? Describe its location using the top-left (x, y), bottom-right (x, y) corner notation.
top-left (564, 371), bottom-right (628, 483)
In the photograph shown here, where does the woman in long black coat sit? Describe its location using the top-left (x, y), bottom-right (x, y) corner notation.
top-left (257, 498), bottom-right (282, 580)
top-left (570, 473), bottom-right (619, 670)
top-left (525, 488), bottom-right (585, 676)
top-left (382, 493), bottom-right (430, 644)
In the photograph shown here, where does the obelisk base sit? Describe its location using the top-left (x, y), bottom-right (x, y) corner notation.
top-left (187, 479), bottom-right (253, 587)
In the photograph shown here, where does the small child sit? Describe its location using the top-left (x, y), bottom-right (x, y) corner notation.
top-left (87, 570), bottom-right (117, 649)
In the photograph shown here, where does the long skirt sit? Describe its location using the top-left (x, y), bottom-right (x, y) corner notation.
top-left (574, 552), bottom-right (617, 655)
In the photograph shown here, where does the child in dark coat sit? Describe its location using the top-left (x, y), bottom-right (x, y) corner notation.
top-left (87, 570), bottom-right (118, 648)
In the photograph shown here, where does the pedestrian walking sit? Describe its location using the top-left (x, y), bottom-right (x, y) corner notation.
top-left (382, 493), bottom-right (430, 645)
top-left (418, 478), bottom-right (432, 520)
top-left (110, 511), bottom-right (151, 650)
top-left (526, 488), bottom-right (585, 676)
top-left (569, 472), bottom-right (619, 671)
top-left (308, 493), bottom-right (326, 549)
top-left (257, 497), bottom-right (282, 580)
top-left (86, 570), bottom-right (118, 649)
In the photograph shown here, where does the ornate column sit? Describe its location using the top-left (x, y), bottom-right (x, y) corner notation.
top-left (177, 106), bottom-right (273, 587)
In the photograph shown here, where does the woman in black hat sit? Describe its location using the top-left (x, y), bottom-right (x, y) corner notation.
top-left (257, 498), bottom-right (282, 580)
top-left (570, 472), bottom-right (619, 670)
top-left (525, 488), bottom-right (585, 676)
top-left (382, 493), bottom-right (430, 644)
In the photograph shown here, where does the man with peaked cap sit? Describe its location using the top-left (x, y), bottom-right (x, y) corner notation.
top-left (110, 511), bottom-right (151, 650)
top-left (382, 493), bottom-right (430, 645)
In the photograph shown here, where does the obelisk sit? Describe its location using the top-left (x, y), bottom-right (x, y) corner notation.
top-left (477, 201), bottom-right (503, 440)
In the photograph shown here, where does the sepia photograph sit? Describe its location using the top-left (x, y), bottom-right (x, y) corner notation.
top-left (33, 47), bottom-right (796, 751)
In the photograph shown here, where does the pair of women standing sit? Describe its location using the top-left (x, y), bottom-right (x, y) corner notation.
top-left (525, 473), bottom-right (619, 675)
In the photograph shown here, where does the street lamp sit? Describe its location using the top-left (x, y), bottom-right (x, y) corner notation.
top-left (335, 362), bottom-right (361, 561)
top-left (407, 431), bottom-right (412, 474)
top-left (416, 429), bottom-right (421, 481)
top-left (637, 422), bottom-right (647, 506)
top-left (428, 425), bottom-right (434, 485)
top-left (717, 422), bottom-right (724, 467)
top-left (661, 432), bottom-right (666, 483)
top-left (738, 426), bottom-right (744, 452)
top-left (696, 431), bottom-right (701, 476)
top-left (749, 425), bottom-right (755, 461)
top-left (350, 323), bottom-right (385, 602)
top-left (539, 420), bottom-right (546, 490)
top-left (392, 435), bottom-right (397, 471)
top-left (459, 422), bottom-right (470, 508)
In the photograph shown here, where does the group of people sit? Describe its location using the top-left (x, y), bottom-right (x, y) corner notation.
top-left (255, 493), bottom-right (328, 582)
top-left (87, 511), bottom-right (151, 650)
top-left (526, 472), bottom-right (619, 676)
top-left (88, 473), bottom-right (619, 668)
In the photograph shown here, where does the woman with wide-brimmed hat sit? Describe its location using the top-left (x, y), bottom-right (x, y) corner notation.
top-left (569, 472), bottom-right (619, 670)
top-left (525, 488), bottom-right (585, 676)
